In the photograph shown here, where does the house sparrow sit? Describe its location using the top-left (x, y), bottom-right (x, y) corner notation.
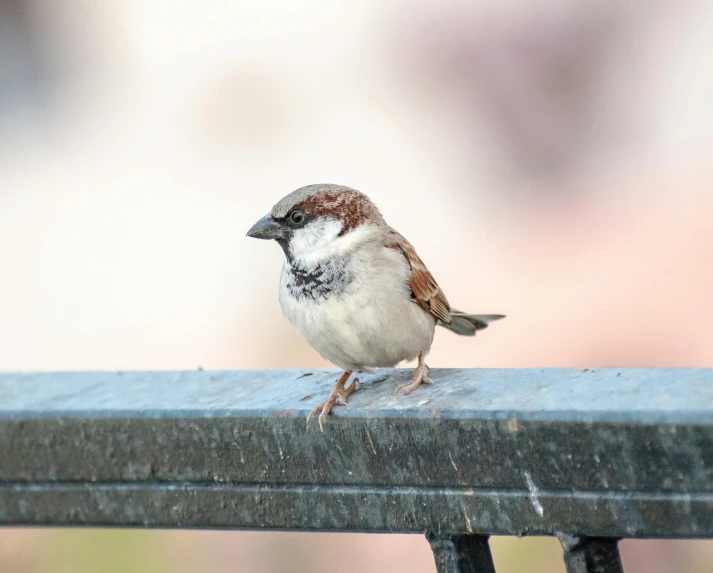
top-left (247, 184), bottom-right (504, 430)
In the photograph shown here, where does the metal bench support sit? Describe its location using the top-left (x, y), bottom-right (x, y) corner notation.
top-left (562, 537), bottom-right (624, 573)
top-left (427, 533), bottom-right (496, 573)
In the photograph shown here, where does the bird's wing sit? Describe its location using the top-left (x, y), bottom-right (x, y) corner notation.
top-left (386, 229), bottom-right (452, 324)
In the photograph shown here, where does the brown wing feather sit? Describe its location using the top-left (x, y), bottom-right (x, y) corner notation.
top-left (386, 230), bottom-right (452, 324)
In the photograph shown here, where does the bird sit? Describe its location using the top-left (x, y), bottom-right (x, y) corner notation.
top-left (246, 184), bottom-right (504, 430)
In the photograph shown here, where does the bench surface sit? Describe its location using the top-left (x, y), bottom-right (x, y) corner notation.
top-left (1, 368), bottom-right (712, 537)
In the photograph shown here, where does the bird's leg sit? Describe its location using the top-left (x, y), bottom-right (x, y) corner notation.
top-left (394, 352), bottom-right (432, 396)
top-left (307, 370), bottom-right (357, 431)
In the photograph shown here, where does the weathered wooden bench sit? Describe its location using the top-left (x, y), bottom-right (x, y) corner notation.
top-left (2, 368), bottom-right (712, 573)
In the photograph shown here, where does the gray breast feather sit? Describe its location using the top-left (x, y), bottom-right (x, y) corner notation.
top-left (284, 259), bottom-right (353, 300)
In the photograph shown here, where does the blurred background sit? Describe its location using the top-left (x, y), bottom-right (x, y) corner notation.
top-left (1, 0), bottom-right (712, 571)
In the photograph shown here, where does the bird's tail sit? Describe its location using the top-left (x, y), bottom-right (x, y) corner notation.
top-left (438, 311), bottom-right (505, 336)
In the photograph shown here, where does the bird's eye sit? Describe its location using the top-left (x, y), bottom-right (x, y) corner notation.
top-left (289, 210), bottom-right (305, 226)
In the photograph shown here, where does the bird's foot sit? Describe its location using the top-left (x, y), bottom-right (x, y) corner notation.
top-left (394, 360), bottom-right (432, 396)
top-left (307, 374), bottom-right (358, 431)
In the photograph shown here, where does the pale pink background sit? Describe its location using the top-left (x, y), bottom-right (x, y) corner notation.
top-left (1, 0), bottom-right (713, 571)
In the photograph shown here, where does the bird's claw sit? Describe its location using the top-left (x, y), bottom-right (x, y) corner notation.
top-left (394, 362), bottom-right (432, 396)
top-left (307, 378), bottom-right (358, 431)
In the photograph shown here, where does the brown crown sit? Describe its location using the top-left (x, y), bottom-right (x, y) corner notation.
top-left (291, 186), bottom-right (384, 235)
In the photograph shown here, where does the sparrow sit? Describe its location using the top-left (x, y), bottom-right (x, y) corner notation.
top-left (247, 184), bottom-right (504, 430)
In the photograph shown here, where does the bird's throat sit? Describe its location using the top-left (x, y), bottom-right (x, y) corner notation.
top-left (284, 257), bottom-right (353, 300)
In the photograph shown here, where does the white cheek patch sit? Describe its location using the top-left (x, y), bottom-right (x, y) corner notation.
top-left (289, 219), bottom-right (343, 262)
top-left (289, 221), bottom-right (381, 267)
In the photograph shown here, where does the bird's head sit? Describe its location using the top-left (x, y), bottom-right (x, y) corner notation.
top-left (247, 184), bottom-right (385, 265)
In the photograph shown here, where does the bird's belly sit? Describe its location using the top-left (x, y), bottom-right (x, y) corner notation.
top-left (279, 284), bottom-right (435, 371)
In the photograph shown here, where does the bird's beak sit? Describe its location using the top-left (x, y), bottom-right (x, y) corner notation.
top-left (246, 214), bottom-right (288, 240)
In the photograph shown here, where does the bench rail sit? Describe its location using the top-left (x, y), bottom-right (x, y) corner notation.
top-left (2, 368), bottom-right (712, 573)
